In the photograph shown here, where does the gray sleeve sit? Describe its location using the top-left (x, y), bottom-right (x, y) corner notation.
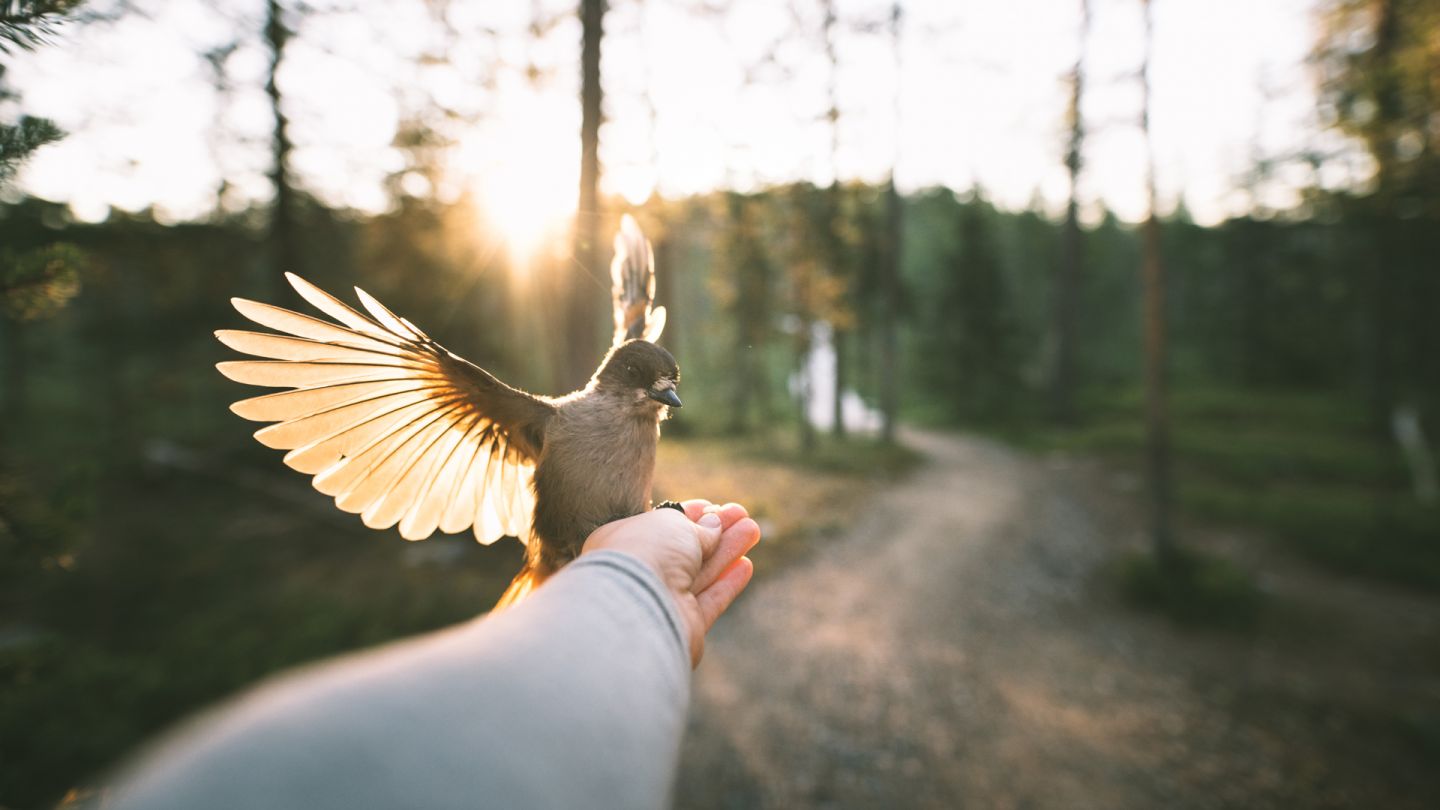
top-left (107, 550), bottom-right (692, 810)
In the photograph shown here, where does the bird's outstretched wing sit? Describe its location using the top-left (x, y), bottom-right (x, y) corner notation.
top-left (611, 214), bottom-right (667, 346)
top-left (215, 273), bottom-right (555, 545)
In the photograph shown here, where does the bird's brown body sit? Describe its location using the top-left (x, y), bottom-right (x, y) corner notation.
top-left (532, 385), bottom-right (664, 575)
top-left (216, 216), bottom-right (677, 608)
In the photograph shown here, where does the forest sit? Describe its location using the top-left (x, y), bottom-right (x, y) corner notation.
top-left (2, 0), bottom-right (1439, 807)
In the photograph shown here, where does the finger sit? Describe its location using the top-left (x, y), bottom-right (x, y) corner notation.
top-left (694, 517), bottom-right (760, 593)
top-left (712, 502), bottom-right (749, 531)
top-left (681, 499), bottom-right (714, 522)
top-left (697, 556), bottom-right (755, 632)
top-left (719, 502), bottom-right (749, 521)
top-left (681, 499), bottom-right (747, 531)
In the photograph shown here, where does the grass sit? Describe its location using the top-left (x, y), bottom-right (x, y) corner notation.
top-left (0, 430), bottom-right (913, 808)
top-left (656, 431), bottom-right (922, 571)
top-left (1015, 385), bottom-right (1440, 592)
top-left (1114, 548), bottom-right (1264, 630)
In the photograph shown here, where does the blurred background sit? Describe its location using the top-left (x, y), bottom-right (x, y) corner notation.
top-left (2, 0), bottom-right (1438, 807)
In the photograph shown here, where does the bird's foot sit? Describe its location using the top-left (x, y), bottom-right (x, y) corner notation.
top-left (654, 500), bottom-right (684, 513)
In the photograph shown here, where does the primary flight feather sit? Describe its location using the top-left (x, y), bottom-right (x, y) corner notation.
top-left (217, 215), bottom-right (678, 606)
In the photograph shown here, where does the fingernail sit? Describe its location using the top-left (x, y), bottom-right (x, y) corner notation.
top-left (699, 513), bottom-right (721, 528)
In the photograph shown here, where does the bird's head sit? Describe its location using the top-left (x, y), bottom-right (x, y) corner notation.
top-left (595, 340), bottom-right (681, 415)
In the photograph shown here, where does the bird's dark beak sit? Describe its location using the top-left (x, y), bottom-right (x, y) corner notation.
top-left (647, 386), bottom-right (682, 408)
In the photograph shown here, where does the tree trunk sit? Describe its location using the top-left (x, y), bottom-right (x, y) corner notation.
top-left (1140, 0), bottom-right (1174, 565)
top-left (1367, 0), bottom-right (1401, 436)
top-left (832, 328), bottom-right (847, 437)
top-left (1052, 0), bottom-right (1089, 425)
top-left (796, 328), bottom-right (816, 453)
top-left (264, 0), bottom-right (297, 295)
top-left (567, 0), bottom-right (606, 389)
top-left (821, 0), bottom-right (847, 440)
top-left (878, 4), bottom-right (904, 445)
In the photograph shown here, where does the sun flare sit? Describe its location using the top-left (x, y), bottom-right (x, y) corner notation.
top-left (475, 156), bottom-right (576, 264)
top-left (456, 93), bottom-right (580, 265)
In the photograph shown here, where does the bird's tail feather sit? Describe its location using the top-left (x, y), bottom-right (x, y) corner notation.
top-left (494, 564), bottom-right (543, 610)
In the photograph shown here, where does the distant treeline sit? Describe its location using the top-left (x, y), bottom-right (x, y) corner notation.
top-left (0, 183), bottom-right (1435, 458)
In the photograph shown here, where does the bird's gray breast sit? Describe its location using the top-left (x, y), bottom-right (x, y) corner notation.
top-left (532, 393), bottom-right (660, 558)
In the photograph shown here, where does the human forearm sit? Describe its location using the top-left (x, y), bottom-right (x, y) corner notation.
top-left (108, 550), bottom-right (691, 810)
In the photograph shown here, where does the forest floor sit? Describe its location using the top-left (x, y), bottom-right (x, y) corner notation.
top-left (675, 428), bottom-right (1440, 809)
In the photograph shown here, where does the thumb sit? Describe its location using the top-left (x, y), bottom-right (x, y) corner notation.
top-left (695, 512), bottom-right (723, 559)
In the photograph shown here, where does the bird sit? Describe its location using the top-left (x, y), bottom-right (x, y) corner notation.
top-left (215, 214), bottom-right (680, 607)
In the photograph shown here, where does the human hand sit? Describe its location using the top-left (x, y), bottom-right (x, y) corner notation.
top-left (582, 500), bottom-right (760, 667)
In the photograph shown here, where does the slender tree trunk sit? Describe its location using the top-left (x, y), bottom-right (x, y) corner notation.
top-left (1140, 0), bottom-right (1174, 565)
top-left (796, 328), bottom-right (816, 453)
top-left (265, 0), bottom-right (297, 295)
top-left (568, 0), bottom-right (606, 389)
top-left (878, 3), bottom-right (904, 445)
top-left (821, 0), bottom-right (847, 439)
top-left (832, 328), bottom-right (847, 437)
top-left (1052, 0), bottom-right (1089, 425)
top-left (880, 178), bottom-right (902, 445)
top-left (1367, 0), bottom-right (1401, 436)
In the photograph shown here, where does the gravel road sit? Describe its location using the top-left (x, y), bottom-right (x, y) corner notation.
top-left (674, 430), bottom-right (1440, 810)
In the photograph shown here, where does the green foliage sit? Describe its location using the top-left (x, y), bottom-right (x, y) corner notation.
top-left (1116, 547), bottom-right (1263, 630)
top-left (1314, 0), bottom-right (1440, 213)
top-left (0, 461), bottom-right (528, 806)
top-left (0, 0), bottom-right (82, 55)
top-left (712, 191), bottom-right (776, 433)
top-left (0, 114), bottom-right (64, 182)
top-left (908, 191), bottom-right (1028, 422)
top-left (1185, 482), bottom-right (1440, 591)
top-left (0, 161), bottom-right (1435, 803)
top-left (1026, 386), bottom-right (1440, 591)
top-left (0, 242), bottom-right (83, 321)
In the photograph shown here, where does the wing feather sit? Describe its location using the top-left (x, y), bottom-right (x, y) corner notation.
top-left (441, 438), bottom-right (489, 536)
top-left (476, 443), bottom-right (505, 542)
top-left (285, 398), bottom-right (440, 476)
top-left (357, 409), bottom-right (462, 529)
top-left (230, 298), bottom-right (406, 352)
top-left (397, 424), bottom-right (470, 541)
top-left (313, 401), bottom-right (452, 499)
top-left (217, 275), bottom-right (555, 543)
top-left (355, 287), bottom-right (428, 342)
top-left (285, 273), bottom-right (394, 337)
top-left (252, 388), bottom-right (444, 450)
top-left (642, 306), bottom-right (667, 343)
top-left (217, 360), bottom-right (411, 389)
top-left (230, 379), bottom-right (431, 423)
top-left (611, 214), bottom-right (667, 346)
top-left (215, 330), bottom-right (412, 365)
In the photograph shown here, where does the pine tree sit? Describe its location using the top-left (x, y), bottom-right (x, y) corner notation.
top-left (923, 194), bottom-right (1021, 421)
top-left (0, 0), bottom-right (81, 54)
top-left (0, 0), bottom-right (86, 427)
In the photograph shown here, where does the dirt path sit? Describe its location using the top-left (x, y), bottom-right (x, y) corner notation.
top-left (675, 430), bottom-right (1440, 809)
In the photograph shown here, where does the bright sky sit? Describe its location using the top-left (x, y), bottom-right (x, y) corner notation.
top-left (2, 0), bottom-right (1335, 230)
